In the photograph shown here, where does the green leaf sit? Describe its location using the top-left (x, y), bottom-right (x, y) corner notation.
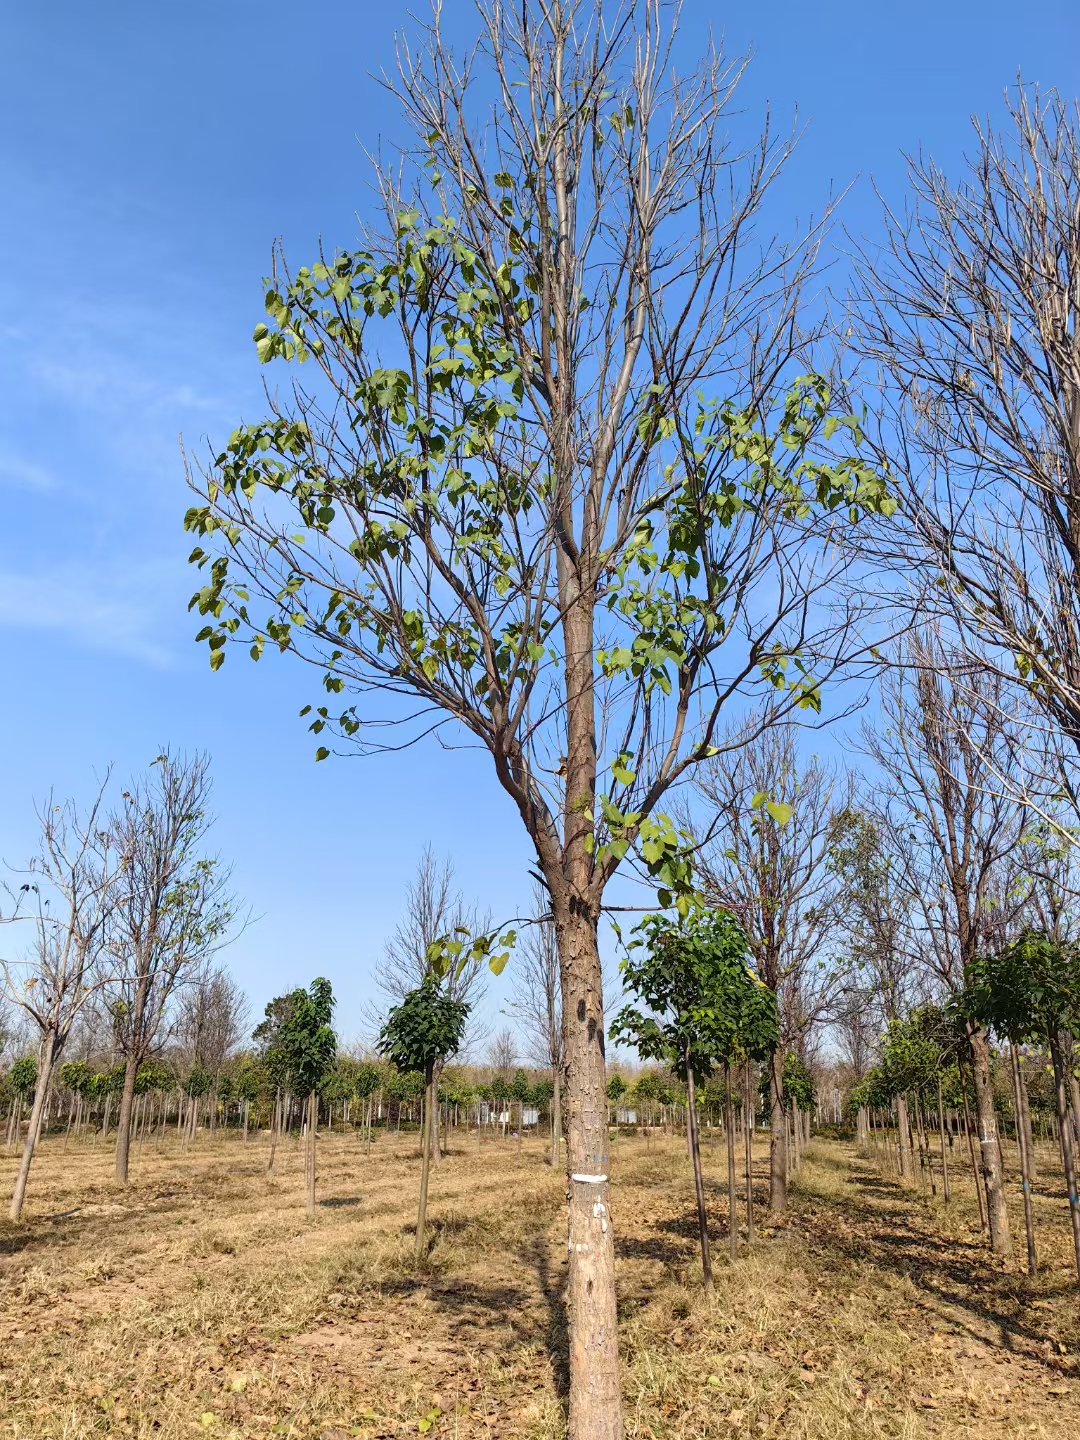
top-left (765, 801), bottom-right (793, 825)
top-left (488, 951), bottom-right (510, 976)
top-left (315, 746), bottom-right (330, 761)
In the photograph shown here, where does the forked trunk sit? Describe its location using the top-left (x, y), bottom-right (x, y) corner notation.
top-left (555, 904), bottom-right (621, 1439)
top-left (767, 1049), bottom-right (787, 1212)
top-left (968, 1024), bottom-right (1012, 1258)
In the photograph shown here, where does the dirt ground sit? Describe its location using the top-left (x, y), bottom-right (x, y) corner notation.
top-left (1, 1124), bottom-right (1079, 1438)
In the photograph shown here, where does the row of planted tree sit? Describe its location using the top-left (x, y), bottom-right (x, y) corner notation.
top-left (851, 930), bottom-right (1080, 1286)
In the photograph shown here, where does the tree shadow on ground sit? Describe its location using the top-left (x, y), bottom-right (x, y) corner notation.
top-left (795, 1159), bottom-right (1076, 1371)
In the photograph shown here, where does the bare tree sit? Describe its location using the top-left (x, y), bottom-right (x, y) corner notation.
top-left (689, 721), bottom-right (851, 1211)
top-left (487, 1027), bottom-right (517, 1076)
top-left (183, 3), bottom-right (895, 1424)
top-left (373, 847), bottom-right (489, 1047)
top-left (512, 884), bottom-right (564, 1164)
top-left (859, 635), bottom-right (1027, 1256)
top-left (106, 752), bottom-right (237, 1185)
top-left (177, 963), bottom-right (249, 1134)
top-left (851, 84), bottom-right (1080, 830)
top-left (1, 784), bottom-right (119, 1220)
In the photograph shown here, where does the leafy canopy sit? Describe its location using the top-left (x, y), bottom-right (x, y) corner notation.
top-left (378, 978), bottom-right (470, 1076)
top-left (610, 906), bottom-right (778, 1083)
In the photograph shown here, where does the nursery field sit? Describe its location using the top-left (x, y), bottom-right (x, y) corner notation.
top-left (2, 1131), bottom-right (1080, 1440)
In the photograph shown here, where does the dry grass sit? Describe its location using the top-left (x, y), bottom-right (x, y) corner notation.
top-left (1, 1124), bottom-right (1078, 1437)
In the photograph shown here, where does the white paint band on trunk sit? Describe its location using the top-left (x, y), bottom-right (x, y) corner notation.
top-left (571, 1172), bottom-right (608, 1183)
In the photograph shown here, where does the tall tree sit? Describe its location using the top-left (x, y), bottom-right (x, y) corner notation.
top-left (183, 4), bottom-right (892, 1425)
top-left (860, 634), bottom-right (1027, 1257)
top-left (852, 85), bottom-right (1080, 828)
top-left (1, 785), bottom-right (119, 1221)
top-left (105, 752), bottom-right (236, 1185)
top-left (689, 722), bottom-right (850, 1210)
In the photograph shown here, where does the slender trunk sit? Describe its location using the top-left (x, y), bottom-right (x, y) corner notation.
top-left (551, 1066), bottom-right (563, 1167)
top-left (936, 1079), bottom-right (951, 1206)
top-left (243, 1098), bottom-right (250, 1143)
top-left (1010, 1043), bottom-right (1037, 1279)
top-left (113, 1053), bottom-right (140, 1185)
top-left (416, 1064), bottom-right (434, 1261)
top-left (1016, 1057), bottom-right (1037, 1185)
top-left (743, 1061), bottom-right (755, 1244)
top-left (724, 1062), bottom-right (737, 1262)
top-left (267, 1092), bottom-right (280, 1172)
top-left (968, 1024), bottom-right (1012, 1258)
top-left (1049, 1033), bottom-right (1080, 1289)
top-left (685, 1064), bottom-right (713, 1293)
top-left (10, 1035), bottom-right (58, 1222)
top-left (895, 1094), bottom-right (914, 1181)
top-left (306, 1090), bottom-right (317, 1218)
top-left (767, 1049), bottom-right (787, 1212)
top-left (959, 1074), bottom-right (988, 1232)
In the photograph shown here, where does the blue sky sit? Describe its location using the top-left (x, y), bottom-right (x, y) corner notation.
top-left (1, 1), bottom-right (1076, 1049)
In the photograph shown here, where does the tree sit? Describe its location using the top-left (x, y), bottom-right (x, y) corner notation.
top-left (513, 884), bottom-right (564, 1165)
top-left (689, 722), bottom-right (850, 1211)
top-left (611, 906), bottom-right (777, 1292)
top-left (852, 85), bottom-right (1080, 832)
top-left (373, 848), bottom-right (490, 1054)
top-left (1, 784), bottom-right (119, 1221)
top-left (183, 4), bottom-right (893, 1424)
top-left (860, 634), bottom-right (1026, 1257)
top-left (378, 978), bottom-right (470, 1260)
top-left (105, 752), bottom-right (237, 1186)
top-left (966, 932), bottom-right (1080, 1284)
top-left (277, 978), bottom-right (338, 1216)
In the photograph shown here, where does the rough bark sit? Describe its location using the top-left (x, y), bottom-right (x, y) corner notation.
top-left (895, 1095), bottom-right (914, 1181)
top-left (768, 1049), bottom-right (787, 1213)
top-left (113, 1052), bottom-right (141, 1185)
top-left (555, 904), bottom-right (621, 1437)
top-left (10, 1036), bottom-right (57, 1222)
top-left (1049, 1034), bottom-right (1080, 1288)
top-left (968, 1025), bottom-right (1012, 1258)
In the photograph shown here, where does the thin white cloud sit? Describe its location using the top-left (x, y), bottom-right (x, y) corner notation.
top-left (0, 561), bottom-right (180, 666)
top-left (0, 451), bottom-right (57, 491)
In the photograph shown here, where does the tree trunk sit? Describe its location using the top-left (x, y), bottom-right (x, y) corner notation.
top-left (1016, 1057), bottom-right (1037, 1184)
top-left (959, 1075), bottom-right (988, 1231)
top-left (268, 1092), bottom-right (280, 1172)
top-left (743, 1061), bottom-right (756, 1244)
top-left (554, 904), bottom-right (621, 1437)
top-left (936, 1079), bottom-right (951, 1207)
top-left (724, 1062), bottom-right (737, 1261)
top-left (968, 1025), bottom-right (1012, 1258)
top-left (767, 1049), bottom-right (787, 1212)
top-left (306, 1089), bottom-right (317, 1218)
top-left (1049, 1034), bottom-right (1080, 1289)
top-left (113, 1052), bottom-right (141, 1185)
top-left (10, 1034), bottom-right (58, 1222)
top-left (416, 1063), bottom-right (434, 1261)
top-left (550, 1066), bottom-right (563, 1168)
top-left (684, 1064), bottom-right (713, 1293)
top-left (1010, 1043), bottom-right (1037, 1279)
top-left (895, 1094), bottom-right (914, 1181)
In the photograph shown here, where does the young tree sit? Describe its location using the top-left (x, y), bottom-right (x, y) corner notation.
top-left (105, 752), bottom-right (237, 1185)
top-left (611, 906), bottom-right (777, 1291)
top-left (183, 5), bottom-right (892, 1424)
top-left (1, 785), bottom-right (119, 1221)
top-left (378, 979), bottom-right (469, 1259)
top-left (690, 722), bottom-right (850, 1211)
top-left (277, 978), bottom-right (338, 1216)
top-left (512, 885), bottom-right (564, 1165)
